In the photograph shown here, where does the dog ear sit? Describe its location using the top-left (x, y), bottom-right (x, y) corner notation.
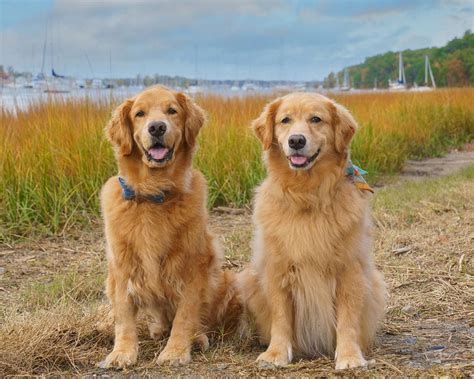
top-left (252, 98), bottom-right (281, 150)
top-left (331, 102), bottom-right (357, 154)
top-left (106, 98), bottom-right (134, 156)
top-left (176, 92), bottom-right (206, 148)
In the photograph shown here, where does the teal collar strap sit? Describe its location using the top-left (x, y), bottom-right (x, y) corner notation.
top-left (346, 161), bottom-right (374, 193)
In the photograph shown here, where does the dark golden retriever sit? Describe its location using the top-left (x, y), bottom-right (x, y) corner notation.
top-left (100, 86), bottom-right (240, 368)
top-left (238, 92), bottom-right (387, 370)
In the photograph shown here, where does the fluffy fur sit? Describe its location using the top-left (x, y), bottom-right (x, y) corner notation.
top-left (238, 92), bottom-right (387, 370)
top-left (100, 86), bottom-right (241, 368)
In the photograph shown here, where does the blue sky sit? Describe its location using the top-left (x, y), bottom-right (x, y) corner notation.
top-left (1, 0), bottom-right (473, 80)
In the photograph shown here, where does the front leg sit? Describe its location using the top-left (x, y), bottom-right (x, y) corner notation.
top-left (156, 272), bottom-right (207, 366)
top-left (257, 260), bottom-right (293, 367)
top-left (100, 269), bottom-right (138, 369)
top-left (335, 263), bottom-right (368, 370)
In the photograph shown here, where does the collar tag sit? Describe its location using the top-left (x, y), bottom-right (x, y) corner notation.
top-left (346, 161), bottom-right (374, 193)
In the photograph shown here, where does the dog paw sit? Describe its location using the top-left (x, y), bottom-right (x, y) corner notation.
top-left (98, 349), bottom-right (137, 369)
top-left (257, 347), bottom-right (291, 368)
top-left (156, 345), bottom-right (191, 366)
top-left (335, 353), bottom-right (368, 370)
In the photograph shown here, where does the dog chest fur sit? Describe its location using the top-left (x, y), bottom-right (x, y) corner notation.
top-left (251, 179), bottom-right (370, 356)
top-left (102, 175), bottom-right (211, 308)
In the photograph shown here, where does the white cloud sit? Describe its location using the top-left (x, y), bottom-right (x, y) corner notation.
top-left (1, 0), bottom-right (472, 80)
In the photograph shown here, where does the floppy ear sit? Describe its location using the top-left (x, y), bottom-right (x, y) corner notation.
top-left (331, 102), bottom-right (357, 154)
top-left (252, 98), bottom-right (281, 150)
top-left (106, 98), bottom-right (134, 156)
top-left (176, 92), bottom-right (206, 148)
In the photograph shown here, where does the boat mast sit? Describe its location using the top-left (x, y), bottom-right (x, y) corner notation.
top-left (398, 52), bottom-right (402, 83)
top-left (343, 68), bottom-right (349, 88)
top-left (424, 55), bottom-right (428, 85)
top-left (401, 53), bottom-right (406, 84)
top-left (40, 22), bottom-right (48, 75)
top-left (427, 56), bottom-right (436, 88)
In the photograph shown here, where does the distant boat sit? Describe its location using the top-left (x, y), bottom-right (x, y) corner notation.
top-left (341, 68), bottom-right (351, 91)
top-left (31, 73), bottom-right (47, 90)
top-left (186, 85), bottom-right (204, 94)
top-left (75, 79), bottom-right (86, 89)
top-left (389, 52), bottom-right (407, 91)
top-left (242, 82), bottom-right (258, 91)
top-left (91, 78), bottom-right (104, 89)
top-left (52, 69), bottom-right (65, 79)
top-left (412, 55), bottom-right (436, 92)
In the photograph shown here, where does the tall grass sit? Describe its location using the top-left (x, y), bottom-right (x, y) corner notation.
top-left (1, 89), bottom-right (473, 238)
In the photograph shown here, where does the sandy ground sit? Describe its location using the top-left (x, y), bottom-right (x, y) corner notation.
top-left (401, 144), bottom-right (474, 180)
top-left (0, 148), bottom-right (473, 376)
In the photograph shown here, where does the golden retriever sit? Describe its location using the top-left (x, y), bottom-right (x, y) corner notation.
top-left (238, 92), bottom-right (387, 369)
top-left (100, 86), bottom-right (241, 368)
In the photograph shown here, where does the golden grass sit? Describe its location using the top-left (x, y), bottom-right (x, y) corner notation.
top-left (1, 89), bottom-right (473, 238)
top-left (1, 166), bottom-right (472, 376)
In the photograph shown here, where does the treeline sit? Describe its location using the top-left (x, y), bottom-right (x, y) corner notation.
top-left (324, 30), bottom-right (474, 88)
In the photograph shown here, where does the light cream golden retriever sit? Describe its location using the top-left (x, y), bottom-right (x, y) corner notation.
top-left (100, 86), bottom-right (241, 368)
top-left (238, 92), bottom-right (387, 370)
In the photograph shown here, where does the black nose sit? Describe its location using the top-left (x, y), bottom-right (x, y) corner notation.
top-left (148, 121), bottom-right (167, 137)
top-left (288, 134), bottom-right (306, 150)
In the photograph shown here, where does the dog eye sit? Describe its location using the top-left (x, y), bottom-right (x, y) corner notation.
top-left (167, 107), bottom-right (177, 115)
top-left (310, 116), bottom-right (321, 123)
top-left (281, 117), bottom-right (291, 124)
top-left (135, 110), bottom-right (145, 118)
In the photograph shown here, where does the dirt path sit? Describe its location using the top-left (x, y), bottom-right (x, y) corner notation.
top-left (400, 144), bottom-right (474, 181)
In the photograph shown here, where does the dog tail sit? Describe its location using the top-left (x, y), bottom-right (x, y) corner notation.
top-left (207, 269), bottom-right (245, 339)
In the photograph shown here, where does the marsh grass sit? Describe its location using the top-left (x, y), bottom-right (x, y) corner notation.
top-left (1, 89), bottom-right (473, 238)
top-left (22, 266), bottom-right (105, 310)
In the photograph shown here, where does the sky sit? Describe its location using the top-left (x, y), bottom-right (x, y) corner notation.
top-left (0, 0), bottom-right (473, 81)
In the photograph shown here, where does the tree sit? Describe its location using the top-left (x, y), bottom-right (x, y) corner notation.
top-left (324, 30), bottom-right (474, 88)
top-left (446, 58), bottom-right (468, 86)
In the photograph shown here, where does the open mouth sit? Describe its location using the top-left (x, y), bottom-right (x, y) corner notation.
top-left (144, 142), bottom-right (174, 163)
top-left (288, 148), bottom-right (321, 168)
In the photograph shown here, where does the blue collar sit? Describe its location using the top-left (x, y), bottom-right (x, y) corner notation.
top-left (118, 177), bottom-right (165, 204)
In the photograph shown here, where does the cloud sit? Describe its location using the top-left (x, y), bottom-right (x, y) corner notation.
top-left (1, 0), bottom-right (472, 80)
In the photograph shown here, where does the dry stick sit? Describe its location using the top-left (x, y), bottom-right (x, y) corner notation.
top-left (376, 358), bottom-right (404, 374)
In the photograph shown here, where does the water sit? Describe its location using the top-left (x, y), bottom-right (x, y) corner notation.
top-left (0, 85), bottom-right (277, 113)
top-left (0, 86), bottom-right (143, 113)
top-left (0, 85), bottom-right (385, 113)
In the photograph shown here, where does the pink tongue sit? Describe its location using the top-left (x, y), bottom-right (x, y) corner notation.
top-left (290, 155), bottom-right (308, 165)
top-left (148, 147), bottom-right (169, 160)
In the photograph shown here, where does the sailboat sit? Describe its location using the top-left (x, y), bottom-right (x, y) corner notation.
top-left (389, 52), bottom-right (407, 91)
top-left (373, 77), bottom-right (378, 91)
top-left (335, 73), bottom-right (340, 91)
top-left (341, 68), bottom-right (351, 91)
top-left (52, 69), bottom-right (65, 79)
top-left (43, 67), bottom-right (72, 93)
top-left (412, 55), bottom-right (436, 92)
top-left (28, 25), bottom-right (49, 90)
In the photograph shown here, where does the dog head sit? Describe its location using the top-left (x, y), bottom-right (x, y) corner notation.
top-left (252, 92), bottom-right (357, 171)
top-left (106, 86), bottom-right (206, 168)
